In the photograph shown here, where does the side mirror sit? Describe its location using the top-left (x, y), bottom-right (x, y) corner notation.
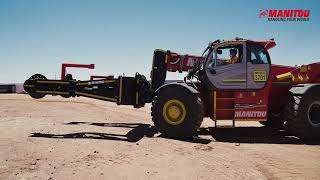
top-left (217, 49), bottom-right (222, 54)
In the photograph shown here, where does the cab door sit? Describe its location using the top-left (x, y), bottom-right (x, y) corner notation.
top-left (205, 42), bottom-right (247, 90)
top-left (246, 43), bottom-right (271, 90)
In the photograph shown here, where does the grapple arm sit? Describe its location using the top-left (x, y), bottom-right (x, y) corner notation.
top-left (23, 73), bottom-right (153, 108)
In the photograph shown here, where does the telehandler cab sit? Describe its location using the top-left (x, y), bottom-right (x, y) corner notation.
top-left (24, 38), bottom-right (320, 139)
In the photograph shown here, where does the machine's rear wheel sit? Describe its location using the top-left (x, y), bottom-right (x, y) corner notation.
top-left (151, 86), bottom-right (204, 137)
top-left (25, 74), bottom-right (47, 99)
top-left (284, 87), bottom-right (320, 139)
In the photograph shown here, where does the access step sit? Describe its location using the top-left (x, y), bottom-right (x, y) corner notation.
top-left (214, 119), bottom-right (235, 128)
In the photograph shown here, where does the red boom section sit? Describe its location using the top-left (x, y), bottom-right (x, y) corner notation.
top-left (165, 52), bottom-right (204, 72)
top-left (61, 63), bottom-right (95, 80)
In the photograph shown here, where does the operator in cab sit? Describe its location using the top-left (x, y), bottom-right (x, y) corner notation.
top-left (226, 48), bottom-right (239, 64)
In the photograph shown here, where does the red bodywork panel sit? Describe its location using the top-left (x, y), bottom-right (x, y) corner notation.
top-left (209, 63), bottom-right (320, 120)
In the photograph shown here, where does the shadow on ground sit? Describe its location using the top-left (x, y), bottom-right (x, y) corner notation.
top-left (31, 123), bottom-right (156, 143)
top-left (198, 127), bottom-right (320, 145)
top-left (30, 122), bottom-right (320, 145)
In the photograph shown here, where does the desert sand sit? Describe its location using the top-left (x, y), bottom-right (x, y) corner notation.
top-left (0, 94), bottom-right (319, 180)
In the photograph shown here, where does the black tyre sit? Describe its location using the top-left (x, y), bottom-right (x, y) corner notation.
top-left (25, 74), bottom-right (47, 99)
top-left (29, 74), bottom-right (46, 80)
top-left (151, 85), bottom-right (204, 137)
top-left (150, 50), bottom-right (167, 90)
top-left (284, 87), bottom-right (320, 139)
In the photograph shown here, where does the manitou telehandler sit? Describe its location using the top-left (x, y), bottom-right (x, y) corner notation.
top-left (24, 38), bottom-right (320, 139)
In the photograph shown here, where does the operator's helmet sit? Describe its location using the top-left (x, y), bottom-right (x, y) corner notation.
top-left (229, 48), bottom-right (237, 55)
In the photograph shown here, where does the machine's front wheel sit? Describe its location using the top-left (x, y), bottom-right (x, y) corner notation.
top-left (284, 87), bottom-right (320, 140)
top-left (151, 85), bottom-right (204, 137)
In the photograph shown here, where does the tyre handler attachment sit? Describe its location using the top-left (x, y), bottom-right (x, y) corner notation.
top-left (23, 73), bottom-right (153, 108)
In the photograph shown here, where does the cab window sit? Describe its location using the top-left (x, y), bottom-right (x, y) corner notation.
top-left (212, 45), bottom-right (243, 66)
top-left (249, 44), bottom-right (270, 64)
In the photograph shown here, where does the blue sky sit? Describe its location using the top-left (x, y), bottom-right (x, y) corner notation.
top-left (0, 0), bottom-right (319, 83)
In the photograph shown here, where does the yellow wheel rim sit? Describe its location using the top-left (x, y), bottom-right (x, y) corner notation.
top-left (163, 99), bottom-right (186, 125)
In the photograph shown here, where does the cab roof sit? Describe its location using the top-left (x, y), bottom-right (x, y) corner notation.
top-left (221, 39), bottom-right (276, 50)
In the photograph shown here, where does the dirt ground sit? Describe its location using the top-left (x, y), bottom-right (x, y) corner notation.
top-left (0, 94), bottom-right (319, 180)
